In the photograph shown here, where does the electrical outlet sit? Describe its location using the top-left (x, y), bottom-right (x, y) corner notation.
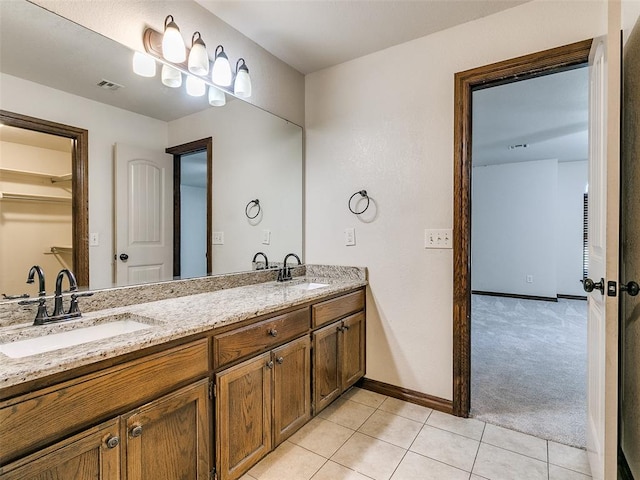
top-left (526, 275), bottom-right (534, 283)
top-left (424, 229), bottom-right (452, 249)
top-left (262, 229), bottom-right (271, 245)
top-left (89, 232), bottom-right (99, 247)
top-left (213, 232), bottom-right (224, 245)
top-left (345, 227), bottom-right (356, 246)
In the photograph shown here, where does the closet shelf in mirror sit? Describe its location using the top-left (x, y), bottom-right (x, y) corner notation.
top-left (0, 192), bottom-right (72, 204)
top-left (49, 246), bottom-right (73, 254)
top-left (0, 168), bottom-right (72, 183)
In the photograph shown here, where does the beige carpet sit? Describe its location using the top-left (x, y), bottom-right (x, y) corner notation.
top-left (470, 294), bottom-right (587, 448)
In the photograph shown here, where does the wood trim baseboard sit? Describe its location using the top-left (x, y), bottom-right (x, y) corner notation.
top-left (471, 290), bottom-right (558, 302)
top-left (358, 378), bottom-right (453, 415)
top-left (557, 294), bottom-right (588, 301)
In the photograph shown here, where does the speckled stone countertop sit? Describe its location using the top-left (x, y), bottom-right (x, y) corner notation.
top-left (0, 266), bottom-right (366, 391)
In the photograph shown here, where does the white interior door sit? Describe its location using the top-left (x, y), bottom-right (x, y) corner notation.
top-left (114, 143), bottom-right (173, 286)
top-left (586, 24), bottom-right (620, 480)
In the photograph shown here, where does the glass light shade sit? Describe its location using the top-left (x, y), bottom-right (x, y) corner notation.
top-left (132, 52), bottom-right (156, 77)
top-left (208, 86), bottom-right (226, 107)
top-left (186, 76), bottom-right (206, 97)
top-left (162, 15), bottom-right (186, 63)
top-left (161, 64), bottom-right (182, 88)
top-left (211, 45), bottom-right (232, 86)
top-left (188, 32), bottom-right (209, 76)
top-left (233, 60), bottom-right (252, 98)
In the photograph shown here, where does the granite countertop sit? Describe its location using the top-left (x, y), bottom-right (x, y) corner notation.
top-left (0, 276), bottom-right (366, 391)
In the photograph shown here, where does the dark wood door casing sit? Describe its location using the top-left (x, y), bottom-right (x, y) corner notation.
top-left (452, 39), bottom-right (593, 417)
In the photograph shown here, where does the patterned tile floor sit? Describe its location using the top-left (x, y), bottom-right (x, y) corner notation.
top-left (240, 388), bottom-right (592, 480)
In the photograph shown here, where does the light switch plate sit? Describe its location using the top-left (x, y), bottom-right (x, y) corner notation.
top-left (424, 229), bottom-right (452, 249)
top-left (213, 232), bottom-right (224, 245)
top-left (262, 229), bottom-right (271, 245)
top-left (345, 227), bottom-right (356, 246)
top-left (89, 232), bottom-right (99, 247)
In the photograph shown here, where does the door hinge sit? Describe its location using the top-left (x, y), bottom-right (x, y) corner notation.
top-left (209, 379), bottom-right (216, 399)
top-left (607, 280), bottom-right (617, 297)
top-left (210, 467), bottom-right (217, 480)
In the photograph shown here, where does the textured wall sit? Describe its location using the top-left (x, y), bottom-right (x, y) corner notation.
top-left (305, 0), bottom-right (606, 400)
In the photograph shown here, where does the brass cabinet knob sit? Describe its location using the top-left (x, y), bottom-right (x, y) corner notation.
top-left (105, 435), bottom-right (120, 449)
top-left (130, 425), bottom-right (143, 438)
top-left (268, 329), bottom-right (278, 337)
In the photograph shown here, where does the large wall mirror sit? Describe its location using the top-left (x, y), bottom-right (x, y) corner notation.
top-left (0, 0), bottom-right (303, 298)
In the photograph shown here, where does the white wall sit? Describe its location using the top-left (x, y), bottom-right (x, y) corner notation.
top-left (471, 159), bottom-right (559, 298)
top-left (0, 73), bottom-right (169, 289)
top-left (305, 0), bottom-right (606, 400)
top-left (30, 0), bottom-right (305, 126)
top-left (557, 161), bottom-right (589, 296)
top-left (168, 99), bottom-right (303, 274)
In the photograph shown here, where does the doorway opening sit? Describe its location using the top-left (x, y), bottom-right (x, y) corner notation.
top-left (452, 40), bottom-right (593, 434)
top-left (166, 138), bottom-right (213, 278)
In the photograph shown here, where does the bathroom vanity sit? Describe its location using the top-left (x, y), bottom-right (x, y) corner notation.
top-left (0, 270), bottom-right (366, 480)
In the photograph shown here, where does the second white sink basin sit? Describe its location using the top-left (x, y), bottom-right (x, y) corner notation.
top-left (290, 282), bottom-right (329, 291)
top-left (0, 318), bottom-right (153, 359)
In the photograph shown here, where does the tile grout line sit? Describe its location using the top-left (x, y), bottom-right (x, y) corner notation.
top-left (469, 421), bottom-right (487, 476)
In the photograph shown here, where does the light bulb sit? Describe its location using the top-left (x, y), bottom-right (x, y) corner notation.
top-left (161, 64), bottom-right (182, 88)
top-left (162, 15), bottom-right (186, 63)
top-left (186, 76), bottom-right (206, 97)
top-left (211, 45), bottom-right (232, 87)
top-left (233, 58), bottom-right (252, 98)
top-left (208, 86), bottom-right (226, 106)
top-left (188, 32), bottom-right (209, 76)
top-left (133, 52), bottom-right (156, 77)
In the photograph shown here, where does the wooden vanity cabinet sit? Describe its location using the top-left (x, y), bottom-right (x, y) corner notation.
top-left (215, 336), bottom-right (311, 480)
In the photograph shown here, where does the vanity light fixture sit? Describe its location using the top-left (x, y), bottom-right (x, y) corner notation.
top-left (186, 75), bottom-right (206, 97)
top-left (188, 32), bottom-right (209, 76)
top-left (208, 86), bottom-right (226, 106)
top-left (132, 52), bottom-right (156, 77)
top-left (161, 15), bottom-right (186, 63)
top-left (212, 45), bottom-right (232, 86)
top-left (161, 64), bottom-right (182, 88)
top-left (136, 16), bottom-right (253, 105)
top-left (233, 59), bottom-right (252, 98)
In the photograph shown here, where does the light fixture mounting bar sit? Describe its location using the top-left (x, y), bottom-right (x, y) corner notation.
top-left (142, 28), bottom-right (233, 94)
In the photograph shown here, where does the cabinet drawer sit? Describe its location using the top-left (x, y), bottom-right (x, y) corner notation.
top-left (0, 339), bottom-right (208, 465)
top-left (312, 290), bottom-right (365, 328)
top-left (213, 308), bottom-right (310, 369)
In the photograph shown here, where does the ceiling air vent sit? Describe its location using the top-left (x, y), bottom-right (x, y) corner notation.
top-left (508, 143), bottom-right (528, 150)
top-left (97, 79), bottom-right (124, 91)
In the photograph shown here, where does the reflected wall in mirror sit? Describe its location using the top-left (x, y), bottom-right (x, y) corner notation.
top-left (0, 0), bottom-right (303, 296)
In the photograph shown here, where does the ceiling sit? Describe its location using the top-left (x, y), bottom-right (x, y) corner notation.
top-left (0, 126), bottom-right (73, 153)
top-left (472, 66), bottom-right (589, 166)
top-left (195, 0), bottom-right (530, 74)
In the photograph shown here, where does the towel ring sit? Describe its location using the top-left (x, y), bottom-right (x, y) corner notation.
top-left (245, 199), bottom-right (261, 219)
top-left (348, 190), bottom-right (370, 215)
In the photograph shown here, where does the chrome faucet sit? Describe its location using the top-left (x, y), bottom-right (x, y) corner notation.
top-left (277, 253), bottom-right (301, 282)
top-left (252, 252), bottom-right (269, 270)
top-left (53, 269), bottom-right (78, 317)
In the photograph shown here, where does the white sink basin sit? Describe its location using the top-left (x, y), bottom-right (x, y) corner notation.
top-left (0, 318), bottom-right (153, 359)
top-left (290, 282), bottom-right (329, 291)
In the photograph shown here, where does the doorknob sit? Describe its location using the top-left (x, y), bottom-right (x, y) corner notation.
top-left (119, 253), bottom-right (129, 262)
top-left (620, 281), bottom-right (639, 296)
top-left (583, 277), bottom-right (605, 294)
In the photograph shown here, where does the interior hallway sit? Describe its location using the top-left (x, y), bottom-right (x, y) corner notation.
top-left (240, 387), bottom-right (592, 480)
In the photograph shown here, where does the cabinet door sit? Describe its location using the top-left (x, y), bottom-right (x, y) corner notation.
top-left (0, 419), bottom-right (120, 480)
top-left (312, 321), bottom-right (341, 414)
top-left (216, 352), bottom-right (272, 480)
top-left (123, 379), bottom-right (210, 480)
top-left (341, 312), bottom-right (366, 389)
top-left (272, 336), bottom-right (311, 446)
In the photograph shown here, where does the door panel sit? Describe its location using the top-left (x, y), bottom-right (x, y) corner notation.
top-left (341, 312), bottom-right (366, 389)
top-left (620, 14), bottom-right (640, 478)
top-left (312, 322), bottom-right (341, 414)
top-left (114, 143), bottom-right (173, 286)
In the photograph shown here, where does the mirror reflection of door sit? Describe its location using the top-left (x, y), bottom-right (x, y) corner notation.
top-left (179, 152), bottom-right (208, 279)
top-left (0, 126), bottom-right (72, 297)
